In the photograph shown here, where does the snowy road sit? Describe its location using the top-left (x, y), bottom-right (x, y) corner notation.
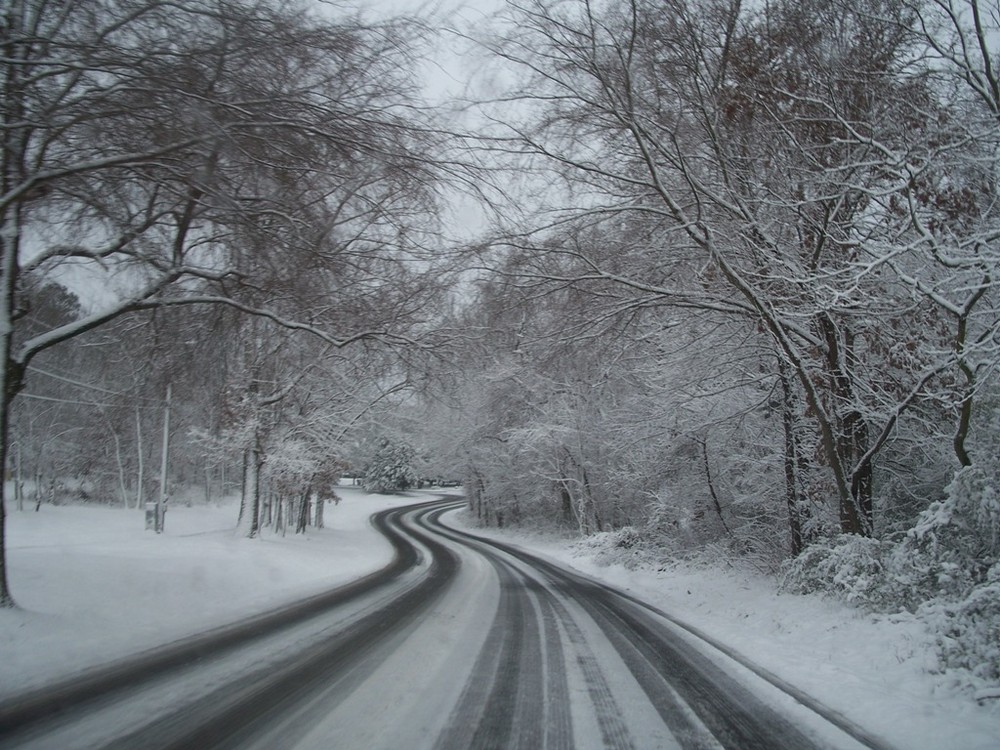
top-left (0, 498), bottom-right (895, 750)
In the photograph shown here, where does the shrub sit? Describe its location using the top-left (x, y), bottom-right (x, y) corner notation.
top-left (362, 439), bottom-right (418, 494)
top-left (782, 463), bottom-right (1000, 692)
top-left (781, 534), bottom-right (899, 608)
top-left (920, 571), bottom-right (1000, 688)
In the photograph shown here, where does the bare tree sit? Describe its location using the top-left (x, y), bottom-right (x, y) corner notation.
top-left (471, 0), bottom-right (996, 542)
top-left (0, 0), bottom-right (444, 606)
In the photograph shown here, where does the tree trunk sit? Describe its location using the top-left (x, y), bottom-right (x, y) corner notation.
top-left (248, 448), bottom-right (261, 538)
top-left (14, 443), bottom-right (22, 512)
top-left (315, 497), bottom-right (324, 529)
top-left (0, 389), bottom-right (14, 605)
top-left (296, 487), bottom-right (310, 534)
top-left (581, 466), bottom-right (602, 533)
top-left (238, 442), bottom-right (262, 538)
top-left (237, 452), bottom-right (248, 527)
top-left (134, 406), bottom-right (144, 510)
top-left (475, 474), bottom-right (485, 519)
top-left (779, 361), bottom-right (805, 556)
top-left (0, 425), bottom-right (12, 605)
top-left (559, 481), bottom-right (574, 525)
top-left (110, 425), bottom-right (130, 508)
top-left (819, 315), bottom-right (873, 535)
top-left (953, 306), bottom-right (979, 467)
top-left (699, 438), bottom-right (732, 538)
top-left (0, 0), bottom-right (30, 608)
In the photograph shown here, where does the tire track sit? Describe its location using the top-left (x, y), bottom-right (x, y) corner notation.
top-left (537, 563), bottom-right (824, 749)
top-left (585, 594), bottom-right (771, 750)
top-left (436, 556), bottom-right (531, 750)
top-left (536, 595), bottom-right (573, 750)
top-left (127, 503), bottom-right (463, 750)
top-left (4, 500), bottom-right (898, 750)
top-left (432, 521), bottom-right (636, 750)
top-left (435, 516), bottom-right (897, 750)
top-left (523, 553), bottom-right (828, 749)
top-left (543, 592), bottom-right (636, 750)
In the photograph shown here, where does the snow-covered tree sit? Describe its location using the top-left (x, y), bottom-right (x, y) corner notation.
top-left (465, 0), bottom-right (1000, 543)
top-left (0, 0), bottom-right (444, 607)
top-left (363, 439), bottom-right (418, 494)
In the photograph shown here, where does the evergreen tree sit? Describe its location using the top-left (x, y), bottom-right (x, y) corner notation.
top-left (363, 439), bottom-right (417, 494)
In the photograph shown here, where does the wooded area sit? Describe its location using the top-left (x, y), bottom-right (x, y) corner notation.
top-left (3, 0), bottom-right (998, 690)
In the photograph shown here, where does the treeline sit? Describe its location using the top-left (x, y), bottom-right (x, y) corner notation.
top-left (444, 0), bottom-right (1000, 689)
top-left (0, 0), bottom-right (456, 606)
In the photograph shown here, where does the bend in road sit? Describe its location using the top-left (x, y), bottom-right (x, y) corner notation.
top-left (0, 497), bottom-right (898, 750)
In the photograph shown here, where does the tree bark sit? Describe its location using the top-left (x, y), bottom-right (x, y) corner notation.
top-left (0, 0), bottom-right (28, 606)
top-left (699, 438), bottom-right (732, 538)
top-left (275, 494), bottom-right (285, 536)
top-left (238, 442), bottom-right (262, 538)
top-left (819, 315), bottom-right (873, 535)
top-left (953, 292), bottom-right (984, 468)
top-left (134, 406), bottom-right (145, 510)
top-left (779, 361), bottom-right (805, 556)
top-left (296, 487), bottom-right (310, 534)
top-left (111, 425), bottom-right (130, 508)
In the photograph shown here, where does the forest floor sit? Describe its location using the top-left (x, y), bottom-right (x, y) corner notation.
top-left (1, 487), bottom-right (997, 749)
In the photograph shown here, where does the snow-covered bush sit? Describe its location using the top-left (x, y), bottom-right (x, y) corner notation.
top-left (920, 571), bottom-right (1000, 688)
top-left (574, 526), bottom-right (655, 570)
top-left (781, 534), bottom-right (898, 608)
top-left (900, 465), bottom-right (1000, 685)
top-left (912, 465), bottom-right (999, 565)
top-left (785, 465), bottom-right (999, 602)
top-left (783, 462), bottom-right (1000, 691)
top-left (613, 525), bottom-right (643, 549)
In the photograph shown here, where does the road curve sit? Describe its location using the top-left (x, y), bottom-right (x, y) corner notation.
top-left (0, 497), bottom-right (897, 750)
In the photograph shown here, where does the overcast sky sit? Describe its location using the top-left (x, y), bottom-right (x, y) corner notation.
top-left (344, 0), bottom-right (512, 238)
top-left (351, 0), bottom-right (507, 102)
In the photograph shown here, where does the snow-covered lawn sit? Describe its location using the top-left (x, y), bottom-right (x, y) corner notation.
top-left (0, 486), bottom-right (420, 698)
top-left (1, 493), bottom-right (998, 749)
top-left (444, 513), bottom-right (1000, 750)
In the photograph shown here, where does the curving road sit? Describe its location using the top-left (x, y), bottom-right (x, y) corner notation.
top-left (0, 497), bottom-right (896, 750)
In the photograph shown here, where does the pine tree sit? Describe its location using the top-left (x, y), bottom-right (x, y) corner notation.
top-left (362, 439), bottom-right (417, 494)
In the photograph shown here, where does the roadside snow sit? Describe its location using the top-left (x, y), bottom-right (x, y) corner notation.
top-left (443, 511), bottom-right (1000, 750)
top-left (0, 487), bottom-right (424, 698)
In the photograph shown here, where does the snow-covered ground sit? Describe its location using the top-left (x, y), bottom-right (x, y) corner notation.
top-left (1, 491), bottom-right (998, 749)
top-left (0, 486), bottom-right (418, 698)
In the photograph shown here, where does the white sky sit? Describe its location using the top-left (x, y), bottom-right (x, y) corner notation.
top-left (324, 0), bottom-right (511, 240)
top-left (336, 0), bottom-right (507, 102)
